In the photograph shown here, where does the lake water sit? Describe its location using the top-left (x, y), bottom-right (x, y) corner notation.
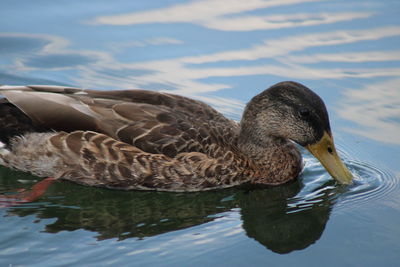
top-left (0, 0), bottom-right (399, 266)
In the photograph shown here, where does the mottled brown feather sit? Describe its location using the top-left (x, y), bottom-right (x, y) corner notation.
top-left (0, 82), bottom-right (332, 191)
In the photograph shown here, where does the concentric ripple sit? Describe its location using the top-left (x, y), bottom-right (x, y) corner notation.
top-left (286, 148), bottom-right (399, 213)
top-left (336, 160), bottom-right (398, 210)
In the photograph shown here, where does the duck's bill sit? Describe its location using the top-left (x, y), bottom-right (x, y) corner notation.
top-left (306, 131), bottom-right (353, 184)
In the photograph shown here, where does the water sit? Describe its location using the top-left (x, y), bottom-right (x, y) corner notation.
top-left (0, 0), bottom-right (399, 266)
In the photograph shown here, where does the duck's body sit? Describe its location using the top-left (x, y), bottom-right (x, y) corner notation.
top-left (0, 82), bottom-right (351, 192)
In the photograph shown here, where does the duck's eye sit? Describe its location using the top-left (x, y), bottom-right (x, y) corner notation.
top-left (299, 108), bottom-right (310, 117)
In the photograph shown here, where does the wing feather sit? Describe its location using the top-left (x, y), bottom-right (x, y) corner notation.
top-left (0, 85), bottom-right (239, 157)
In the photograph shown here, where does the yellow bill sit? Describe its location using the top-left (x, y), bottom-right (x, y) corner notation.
top-left (306, 131), bottom-right (352, 184)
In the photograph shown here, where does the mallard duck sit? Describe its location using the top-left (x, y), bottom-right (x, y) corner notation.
top-left (0, 81), bottom-right (352, 193)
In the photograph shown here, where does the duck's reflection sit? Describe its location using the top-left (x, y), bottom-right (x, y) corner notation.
top-left (240, 185), bottom-right (331, 254)
top-left (1, 167), bottom-right (332, 254)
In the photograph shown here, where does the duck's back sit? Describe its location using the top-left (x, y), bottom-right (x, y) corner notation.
top-left (0, 85), bottom-right (239, 158)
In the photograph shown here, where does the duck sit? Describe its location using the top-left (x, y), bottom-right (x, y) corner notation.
top-left (0, 81), bottom-right (352, 193)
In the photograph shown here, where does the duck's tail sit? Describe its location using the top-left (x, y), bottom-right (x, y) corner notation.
top-left (0, 99), bottom-right (45, 148)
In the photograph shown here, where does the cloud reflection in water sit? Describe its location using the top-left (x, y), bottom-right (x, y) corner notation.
top-left (338, 79), bottom-right (400, 145)
top-left (0, 1), bottom-right (399, 141)
top-left (0, 1), bottom-right (399, 263)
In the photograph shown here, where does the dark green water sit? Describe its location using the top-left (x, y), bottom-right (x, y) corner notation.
top-left (0, 0), bottom-right (399, 266)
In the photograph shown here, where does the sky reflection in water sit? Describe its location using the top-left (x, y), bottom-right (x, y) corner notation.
top-left (1, 0), bottom-right (399, 143)
top-left (0, 0), bottom-right (400, 266)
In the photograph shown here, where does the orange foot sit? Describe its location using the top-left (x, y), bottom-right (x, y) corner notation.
top-left (0, 177), bottom-right (57, 207)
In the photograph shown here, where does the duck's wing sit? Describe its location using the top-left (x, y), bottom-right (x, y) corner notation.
top-left (0, 85), bottom-right (239, 157)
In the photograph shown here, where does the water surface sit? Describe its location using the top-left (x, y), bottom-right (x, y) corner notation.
top-left (0, 0), bottom-right (399, 266)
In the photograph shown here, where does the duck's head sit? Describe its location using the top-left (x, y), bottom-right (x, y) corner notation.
top-left (240, 81), bottom-right (352, 184)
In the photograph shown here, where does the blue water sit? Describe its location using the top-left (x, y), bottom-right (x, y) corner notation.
top-left (0, 0), bottom-right (400, 266)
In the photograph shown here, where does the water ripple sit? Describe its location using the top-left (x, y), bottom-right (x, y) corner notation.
top-left (287, 150), bottom-right (398, 213)
top-left (337, 160), bottom-right (398, 209)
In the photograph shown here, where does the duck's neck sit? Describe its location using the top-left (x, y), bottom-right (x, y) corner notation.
top-left (237, 130), bottom-right (302, 185)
